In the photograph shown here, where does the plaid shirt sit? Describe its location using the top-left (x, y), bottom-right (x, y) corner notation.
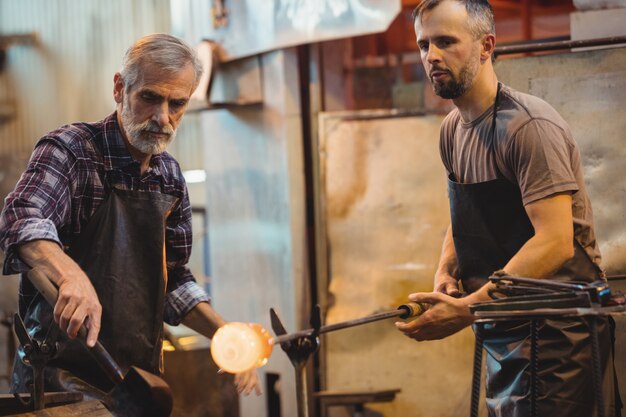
top-left (0, 112), bottom-right (208, 325)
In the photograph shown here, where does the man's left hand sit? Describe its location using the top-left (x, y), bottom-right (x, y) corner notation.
top-left (395, 292), bottom-right (474, 341)
top-left (234, 369), bottom-right (262, 396)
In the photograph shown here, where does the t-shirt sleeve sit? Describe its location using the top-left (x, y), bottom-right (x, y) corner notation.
top-left (439, 112), bottom-right (457, 176)
top-left (502, 118), bottom-right (579, 206)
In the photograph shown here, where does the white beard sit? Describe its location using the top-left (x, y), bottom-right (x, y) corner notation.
top-left (121, 99), bottom-right (176, 155)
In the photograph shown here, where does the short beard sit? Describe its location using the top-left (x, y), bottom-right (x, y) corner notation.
top-left (431, 56), bottom-right (479, 100)
top-left (120, 98), bottom-right (176, 155)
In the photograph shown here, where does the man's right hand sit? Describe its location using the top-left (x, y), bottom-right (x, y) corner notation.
top-left (55, 266), bottom-right (102, 347)
top-left (433, 271), bottom-right (461, 298)
top-left (17, 240), bottom-right (102, 347)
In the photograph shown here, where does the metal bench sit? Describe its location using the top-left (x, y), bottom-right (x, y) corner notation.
top-left (314, 388), bottom-right (401, 417)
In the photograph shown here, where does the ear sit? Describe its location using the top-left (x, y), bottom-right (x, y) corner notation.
top-left (113, 72), bottom-right (124, 104)
top-left (480, 34), bottom-right (496, 63)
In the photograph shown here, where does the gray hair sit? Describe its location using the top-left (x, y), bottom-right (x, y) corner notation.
top-left (120, 33), bottom-right (203, 91)
top-left (412, 0), bottom-right (495, 40)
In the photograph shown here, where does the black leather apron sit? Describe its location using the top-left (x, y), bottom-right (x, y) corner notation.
top-left (12, 186), bottom-right (177, 394)
top-left (448, 84), bottom-right (618, 417)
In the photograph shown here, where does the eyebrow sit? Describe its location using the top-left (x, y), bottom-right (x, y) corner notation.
top-left (139, 88), bottom-right (188, 103)
top-left (418, 35), bottom-right (459, 44)
top-left (139, 89), bottom-right (163, 99)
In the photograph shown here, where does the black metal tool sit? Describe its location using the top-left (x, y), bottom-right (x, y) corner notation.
top-left (471, 275), bottom-right (622, 318)
top-left (487, 275), bottom-right (613, 305)
top-left (12, 313), bottom-right (60, 411)
top-left (270, 306), bottom-right (320, 417)
top-left (26, 268), bottom-right (173, 417)
top-left (468, 273), bottom-right (626, 417)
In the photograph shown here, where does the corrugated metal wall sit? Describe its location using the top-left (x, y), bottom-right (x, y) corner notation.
top-left (198, 48), bottom-right (306, 417)
top-left (0, 0), bottom-right (172, 156)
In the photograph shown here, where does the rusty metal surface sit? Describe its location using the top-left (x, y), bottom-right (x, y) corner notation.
top-left (317, 111), bottom-right (483, 417)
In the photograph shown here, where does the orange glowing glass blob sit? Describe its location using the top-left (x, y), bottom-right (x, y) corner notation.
top-left (210, 322), bottom-right (274, 374)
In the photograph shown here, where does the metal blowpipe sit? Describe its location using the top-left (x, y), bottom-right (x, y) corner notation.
top-left (210, 302), bottom-right (429, 374)
top-left (272, 301), bottom-right (428, 344)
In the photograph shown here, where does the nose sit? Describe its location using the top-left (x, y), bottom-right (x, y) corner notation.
top-left (426, 44), bottom-right (442, 64)
top-left (152, 102), bottom-right (169, 127)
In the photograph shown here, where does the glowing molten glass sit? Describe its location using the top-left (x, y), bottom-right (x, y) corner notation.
top-left (210, 322), bottom-right (274, 374)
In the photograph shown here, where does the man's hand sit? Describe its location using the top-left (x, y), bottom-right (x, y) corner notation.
top-left (433, 271), bottom-right (461, 297)
top-left (234, 369), bottom-right (262, 396)
top-left (55, 266), bottom-right (102, 347)
top-left (395, 292), bottom-right (474, 341)
top-left (17, 240), bottom-right (102, 347)
top-left (182, 303), bottom-right (263, 396)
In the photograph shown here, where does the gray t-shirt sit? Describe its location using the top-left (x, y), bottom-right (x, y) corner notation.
top-left (439, 84), bottom-right (601, 267)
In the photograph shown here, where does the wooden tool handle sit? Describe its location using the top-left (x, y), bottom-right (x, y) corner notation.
top-left (26, 267), bottom-right (125, 384)
top-left (397, 302), bottom-right (430, 319)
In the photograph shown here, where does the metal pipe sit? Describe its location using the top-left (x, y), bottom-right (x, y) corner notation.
top-left (607, 275), bottom-right (626, 280)
top-left (494, 36), bottom-right (626, 57)
top-left (271, 302), bottom-right (428, 345)
top-left (295, 364), bottom-right (309, 417)
top-left (590, 317), bottom-right (606, 417)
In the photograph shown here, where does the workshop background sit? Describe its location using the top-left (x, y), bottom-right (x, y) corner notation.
top-left (1, 1), bottom-right (625, 417)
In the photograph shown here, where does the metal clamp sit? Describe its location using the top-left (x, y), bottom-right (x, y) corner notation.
top-left (13, 313), bottom-right (59, 411)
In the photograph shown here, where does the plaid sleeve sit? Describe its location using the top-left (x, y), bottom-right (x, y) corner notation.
top-left (0, 139), bottom-right (74, 274)
top-left (163, 183), bottom-right (209, 324)
top-left (163, 279), bottom-right (210, 325)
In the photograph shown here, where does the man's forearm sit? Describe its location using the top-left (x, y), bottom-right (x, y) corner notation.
top-left (501, 193), bottom-right (574, 279)
top-left (436, 225), bottom-right (460, 277)
top-left (456, 231), bottom-right (569, 305)
top-left (461, 232), bottom-right (573, 308)
top-left (460, 226), bottom-right (573, 306)
top-left (17, 240), bottom-right (82, 285)
top-left (182, 301), bottom-right (227, 339)
top-left (502, 232), bottom-right (573, 279)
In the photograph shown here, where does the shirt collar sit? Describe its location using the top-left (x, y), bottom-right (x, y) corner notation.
top-left (101, 112), bottom-right (165, 176)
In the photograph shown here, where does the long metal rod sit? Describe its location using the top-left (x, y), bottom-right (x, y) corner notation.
top-left (295, 364), bottom-right (309, 417)
top-left (607, 275), bottom-right (626, 280)
top-left (474, 305), bottom-right (626, 319)
top-left (271, 309), bottom-right (405, 345)
top-left (494, 36), bottom-right (626, 57)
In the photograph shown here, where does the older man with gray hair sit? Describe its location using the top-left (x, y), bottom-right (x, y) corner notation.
top-left (0, 33), bottom-right (260, 397)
